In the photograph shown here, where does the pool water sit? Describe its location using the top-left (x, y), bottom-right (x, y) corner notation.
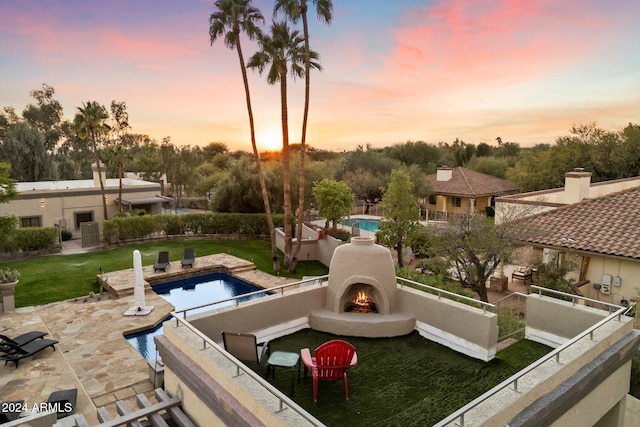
top-left (341, 218), bottom-right (380, 232)
top-left (125, 272), bottom-right (267, 361)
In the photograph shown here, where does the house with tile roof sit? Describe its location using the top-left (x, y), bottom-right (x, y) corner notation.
top-left (425, 166), bottom-right (519, 219)
top-left (497, 170), bottom-right (640, 307)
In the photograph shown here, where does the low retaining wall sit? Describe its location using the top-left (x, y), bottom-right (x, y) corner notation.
top-left (397, 287), bottom-right (498, 361)
top-left (525, 294), bottom-right (609, 347)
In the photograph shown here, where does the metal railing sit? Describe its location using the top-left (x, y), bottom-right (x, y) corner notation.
top-left (169, 313), bottom-right (324, 426)
top-left (434, 303), bottom-right (628, 426)
top-left (397, 277), bottom-right (495, 313)
top-left (172, 275), bottom-right (329, 320)
top-left (528, 285), bottom-right (624, 313)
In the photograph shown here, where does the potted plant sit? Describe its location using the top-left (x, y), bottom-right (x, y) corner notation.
top-left (0, 268), bottom-right (20, 289)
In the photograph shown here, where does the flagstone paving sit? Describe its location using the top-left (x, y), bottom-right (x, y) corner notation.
top-left (0, 254), bottom-right (296, 425)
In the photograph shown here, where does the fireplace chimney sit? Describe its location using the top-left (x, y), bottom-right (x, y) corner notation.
top-left (564, 168), bottom-right (591, 204)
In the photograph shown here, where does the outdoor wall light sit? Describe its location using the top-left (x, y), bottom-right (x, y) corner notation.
top-left (40, 199), bottom-right (46, 207)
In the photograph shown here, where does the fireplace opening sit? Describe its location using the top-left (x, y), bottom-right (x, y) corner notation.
top-left (343, 284), bottom-right (379, 313)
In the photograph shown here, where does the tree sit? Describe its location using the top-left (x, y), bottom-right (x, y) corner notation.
top-left (376, 170), bottom-right (420, 267)
top-left (342, 169), bottom-right (384, 213)
top-left (429, 214), bottom-right (521, 302)
top-left (1, 122), bottom-right (48, 181)
top-left (73, 101), bottom-right (111, 220)
top-left (0, 162), bottom-right (17, 203)
top-left (210, 0), bottom-right (282, 272)
top-left (274, 0), bottom-right (332, 272)
top-left (22, 83), bottom-right (64, 153)
top-left (103, 144), bottom-right (132, 213)
top-left (247, 21), bottom-right (320, 266)
top-left (312, 179), bottom-right (353, 228)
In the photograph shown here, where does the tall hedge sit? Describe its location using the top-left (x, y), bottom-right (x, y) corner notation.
top-left (0, 227), bottom-right (58, 253)
top-left (103, 213), bottom-right (284, 243)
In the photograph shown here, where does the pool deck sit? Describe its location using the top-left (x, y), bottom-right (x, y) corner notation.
top-left (0, 253), bottom-right (297, 425)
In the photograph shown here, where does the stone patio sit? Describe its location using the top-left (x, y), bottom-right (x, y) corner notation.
top-left (0, 254), bottom-right (297, 425)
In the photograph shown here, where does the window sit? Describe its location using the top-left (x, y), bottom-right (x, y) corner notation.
top-left (452, 197), bottom-right (462, 207)
top-left (20, 216), bottom-right (42, 227)
top-left (75, 212), bottom-right (94, 229)
top-left (428, 195), bottom-right (436, 205)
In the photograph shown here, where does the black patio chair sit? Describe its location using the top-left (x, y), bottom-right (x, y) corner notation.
top-left (181, 248), bottom-right (196, 268)
top-left (0, 338), bottom-right (59, 368)
top-left (0, 331), bottom-right (47, 353)
top-left (153, 251), bottom-right (170, 272)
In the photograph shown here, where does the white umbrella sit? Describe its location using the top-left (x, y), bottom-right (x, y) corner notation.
top-left (125, 249), bottom-right (154, 316)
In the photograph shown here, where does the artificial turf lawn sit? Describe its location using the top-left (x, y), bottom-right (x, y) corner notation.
top-left (0, 239), bottom-right (328, 308)
top-left (263, 329), bottom-right (552, 427)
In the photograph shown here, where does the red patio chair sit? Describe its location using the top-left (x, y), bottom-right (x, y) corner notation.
top-left (300, 339), bottom-right (357, 402)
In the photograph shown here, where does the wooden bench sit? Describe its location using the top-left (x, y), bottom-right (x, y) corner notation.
top-left (511, 268), bottom-right (533, 285)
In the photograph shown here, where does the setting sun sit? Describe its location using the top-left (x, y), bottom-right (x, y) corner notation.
top-left (256, 128), bottom-right (282, 152)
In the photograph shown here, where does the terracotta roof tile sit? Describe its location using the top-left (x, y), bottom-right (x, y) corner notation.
top-left (517, 186), bottom-right (640, 260)
top-left (426, 167), bottom-right (519, 197)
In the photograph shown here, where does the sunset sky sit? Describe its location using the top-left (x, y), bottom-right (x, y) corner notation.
top-left (1, 0), bottom-right (638, 152)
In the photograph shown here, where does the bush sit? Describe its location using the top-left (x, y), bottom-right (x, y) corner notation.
top-left (61, 230), bottom-right (73, 241)
top-left (0, 227), bottom-right (58, 253)
top-left (102, 213), bottom-right (285, 243)
top-left (324, 227), bottom-right (351, 242)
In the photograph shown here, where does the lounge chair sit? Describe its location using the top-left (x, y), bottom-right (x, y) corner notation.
top-left (0, 331), bottom-right (47, 352)
top-left (153, 251), bottom-right (170, 272)
top-left (0, 338), bottom-right (59, 368)
top-left (181, 248), bottom-right (196, 268)
top-left (0, 400), bottom-right (24, 423)
top-left (47, 388), bottom-right (78, 419)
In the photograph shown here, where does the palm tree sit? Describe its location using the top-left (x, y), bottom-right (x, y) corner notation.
top-left (248, 21), bottom-right (320, 266)
top-left (103, 144), bottom-right (132, 213)
top-left (209, 0), bottom-right (282, 272)
top-left (73, 101), bottom-right (111, 220)
top-left (275, 0), bottom-right (332, 272)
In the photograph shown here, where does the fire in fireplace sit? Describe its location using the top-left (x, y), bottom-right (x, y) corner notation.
top-left (344, 284), bottom-right (378, 313)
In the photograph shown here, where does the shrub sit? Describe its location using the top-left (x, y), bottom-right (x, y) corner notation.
top-left (0, 227), bottom-right (58, 253)
top-left (102, 213), bottom-right (285, 243)
top-left (325, 227), bottom-right (351, 242)
top-left (0, 268), bottom-right (20, 283)
top-left (61, 230), bottom-right (73, 241)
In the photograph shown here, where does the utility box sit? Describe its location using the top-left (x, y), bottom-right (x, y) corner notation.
top-left (613, 276), bottom-right (622, 287)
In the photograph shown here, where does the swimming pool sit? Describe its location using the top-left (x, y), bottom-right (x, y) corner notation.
top-left (125, 272), bottom-right (267, 361)
top-left (341, 218), bottom-right (380, 232)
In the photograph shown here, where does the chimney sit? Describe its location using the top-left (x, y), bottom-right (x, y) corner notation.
top-left (92, 161), bottom-right (107, 188)
top-left (436, 167), bottom-right (453, 181)
top-left (564, 168), bottom-right (591, 204)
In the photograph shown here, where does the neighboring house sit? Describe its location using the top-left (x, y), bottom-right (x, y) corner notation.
top-left (497, 170), bottom-right (640, 306)
top-left (495, 168), bottom-right (640, 222)
top-left (425, 166), bottom-right (519, 219)
top-left (0, 163), bottom-right (172, 240)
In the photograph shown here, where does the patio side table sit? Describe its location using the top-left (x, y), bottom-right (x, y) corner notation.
top-left (267, 351), bottom-right (300, 396)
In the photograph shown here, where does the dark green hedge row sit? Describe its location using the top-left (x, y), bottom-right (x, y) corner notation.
top-left (0, 227), bottom-right (58, 253)
top-left (103, 213), bottom-right (284, 243)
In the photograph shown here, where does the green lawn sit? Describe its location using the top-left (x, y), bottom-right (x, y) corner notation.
top-left (263, 329), bottom-right (552, 426)
top-left (0, 240), bottom-right (328, 308)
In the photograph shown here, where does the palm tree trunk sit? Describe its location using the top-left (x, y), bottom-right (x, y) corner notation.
top-left (289, 6), bottom-right (311, 273)
top-left (281, 71), bottom-right (293, 266)
top-left (236, 37), bottom-right (280, 272)
top-left (118, 161), bottom-right (123, 213)
top-left (91, 131), bottom-right (109, 221)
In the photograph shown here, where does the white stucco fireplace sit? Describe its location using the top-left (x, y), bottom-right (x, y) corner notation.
top-left (309, 236), bottom-right (415, 337)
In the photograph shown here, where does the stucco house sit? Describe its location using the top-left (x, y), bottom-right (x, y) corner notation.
top-left (425, 166), bottom-right (519, 219)
top-left (0, 163), bottom-right (172, 242)
top-left (496, 169), bottom-right (640, 307)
